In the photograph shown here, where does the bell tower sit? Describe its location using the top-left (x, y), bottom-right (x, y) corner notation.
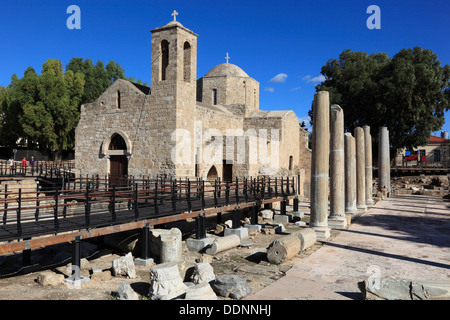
top-left (150, 12), bottom-right (198, 176)
top-left (150, 11), bottom-right (198, 87)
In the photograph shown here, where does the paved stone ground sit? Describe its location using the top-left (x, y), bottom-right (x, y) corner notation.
top-left (246, 194), bottom-right (450, 300)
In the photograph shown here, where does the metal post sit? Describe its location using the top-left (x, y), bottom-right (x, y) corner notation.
top-left (72, 236), bottom-right (81, 280)
top-left (141, 224), bottom-right (150, 260)
top-left (172, 180), bottom-right (176, 212)
top-left (196, 213), bottom-right (206, 239)
top-left (201, 180), bottom-right (205, 209)
top-left (64, 235), bottom-right (89, 287)
top-left (134, 183), bottom-right (139, 220)
top-left (85, 184), bottom-right (90, 228)
top-left (232, 209), bottom-right (240, 229)
top-left (293, 197), bottom-right (299, 212)
top-left (16, 188), bottom-right (22, 236)
top-left (35, 187), bottom-right (40, 221)
top-left (154, 181), bottom-right (159, 215)
top-left (250, 205), bottom-right (257, 225)
top-left (225, 180), bottom-right (230, 205)
top-left (23, 237), bottom-right (31, 266)
top-left (110, 185), bottom-right (116, 222)
top-left (187, 179), bottom-right (192, 211)
top-left (3, 184), bottom-right (7, 225)
top-left (281, 199), bottom-right (287, 215)
top-left (214, 179), bottom-right (218, 207)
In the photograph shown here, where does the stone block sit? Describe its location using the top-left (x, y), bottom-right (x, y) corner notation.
top-left (244, 224), bottom-right (263, 231)
top-left (273, 214), bottom-right (290, 224)
top-left (186, 237), bottom-right (215, 252)
top-left (134, 257), bottom-right (155, 267)
top-left (112, 252), bottom-right (136, 279)
top-left (185, 282), bottom-right (217, 300)
top-left (117, 281), bottom-right (139, 300)
top-left (211, 275), bottom-right (252, 299)
top-left (224, 227), bottom-right (248, 240)
top-left (149, 262), bottom-right (188, 300)
top-left (191, 262), bottom-right (215, 285)
top-left (36, 271), bottom-right (65, 286)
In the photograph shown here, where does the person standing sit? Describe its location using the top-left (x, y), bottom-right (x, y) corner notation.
top-left (8, 156), bottom-right (14, 175)
top-left (30, 156), bottom-right (36, 175)
top-left (21, 157), bottom-right (27, 175)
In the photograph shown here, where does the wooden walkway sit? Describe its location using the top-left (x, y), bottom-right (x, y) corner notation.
top-left (0, 176), bottom-right (299, 255)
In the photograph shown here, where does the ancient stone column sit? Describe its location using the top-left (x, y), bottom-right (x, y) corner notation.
top-left (344, 133), bottom-right (357, 215)
top-left (310, 91), bottom-right (331, 240)
top-left (329, 105), bottom-right (347, 228)
top-left (354, 127), bottom-right (367, 212)
top-left (363, 126), bottom-right (374, 206)
top-left (378, 126), bottom-right (390, 196)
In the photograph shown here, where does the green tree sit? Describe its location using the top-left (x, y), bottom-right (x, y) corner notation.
top-left (5, 59), bottom-right (85, 158)
top-left (311, 47), bottom-right (450, 153)
top-left (66, 58), bottom-right (147, 105)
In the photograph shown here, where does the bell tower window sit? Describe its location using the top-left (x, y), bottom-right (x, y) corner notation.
top-left (161, 40), bottom-right (169, 81)
top-left (183, 41), bottom-right (191, 82)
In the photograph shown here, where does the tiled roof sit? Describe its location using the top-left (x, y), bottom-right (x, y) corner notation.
top-left (429, 135), bottom-right (449, 142)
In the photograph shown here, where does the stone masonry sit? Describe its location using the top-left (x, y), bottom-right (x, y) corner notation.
top-left (75, 15), bottom-right (310, 197)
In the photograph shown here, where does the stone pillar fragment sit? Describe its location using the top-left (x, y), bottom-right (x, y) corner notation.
top-left (378, 127), bottom-right (391, 196)
top-left (344, 133), bottom-right (357, 215)
top-left (329, 105), bottom-right (347, 228)
top-left (354, 127), bottom-right (367, 212)
top-left (309, 91), bottom-right (331, 240)
top-left (363, 126), bottom-right (374, 206)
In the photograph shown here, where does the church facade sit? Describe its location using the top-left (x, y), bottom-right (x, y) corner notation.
top-left (74, 15), bottom-right (311, 195)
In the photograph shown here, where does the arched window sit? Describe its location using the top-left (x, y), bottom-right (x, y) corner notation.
top-left (212, 89), bottom-right (218, 105)
top-left (206, 165), bottom-right (218, 180)
top-left (289, 155), bottom-right (293, 171)
top-left (109, 133), bottom-right (127, 150)
top-left (116, 91), bottom-right (121, 109)
top-left (183, 41), bottom-right (191, 82)
top-left (161, 40), bottom-right (169, 81)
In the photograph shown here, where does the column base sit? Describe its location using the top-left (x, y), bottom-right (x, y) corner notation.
top-left (357, 205), bottom-right (367, 214)
top-left (366, 198), bottom-right (374, 207)
top-left (64, 276), bottom-right (90, 289)
top-left (134, 257), bottom-right (155, 267)
top-left (311, 226), bottom-right (331, 241)
top-left (328, 217), bottom-right (347, 229)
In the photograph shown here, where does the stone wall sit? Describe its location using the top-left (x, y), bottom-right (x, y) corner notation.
top-left (75, 19), bottom-right (310, 191)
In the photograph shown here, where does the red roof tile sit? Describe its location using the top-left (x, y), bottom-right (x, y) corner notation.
top-left (429, 135), bottom-right (449, 142)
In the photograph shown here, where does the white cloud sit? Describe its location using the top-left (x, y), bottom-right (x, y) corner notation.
top-left (264, 87), bottom-right (275, 93)
top-left (308, 75), bottom-right (325, 83)
top-left (269, 73), bottom-right (288, 83)
top-left (291, 86), bottom-right (302, 91)
top-left (302, 74), bottom-right (325, 83)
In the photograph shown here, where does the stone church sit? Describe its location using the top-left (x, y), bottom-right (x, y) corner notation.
top-left (75, 13), bottom-right (311, 195)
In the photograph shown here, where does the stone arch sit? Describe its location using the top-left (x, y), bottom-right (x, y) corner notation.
top-left (206, 165), bottom-right (218, 180)
top-left (101, 130), bottom-right (133, 157)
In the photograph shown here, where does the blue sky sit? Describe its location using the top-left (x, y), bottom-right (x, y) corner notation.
top-left (1, 0), bottom-right (449, 135)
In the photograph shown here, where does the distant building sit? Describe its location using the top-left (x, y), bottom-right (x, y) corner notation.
top-left (395, 132), bottom-right (450, 167)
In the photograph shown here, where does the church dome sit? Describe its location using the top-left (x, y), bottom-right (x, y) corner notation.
top-left (205, 63), bottom-right (249, 78)
top-left (165, 20), bottom-right (184, 28)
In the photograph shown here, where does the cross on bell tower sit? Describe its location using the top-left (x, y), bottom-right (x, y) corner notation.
top-left (171, 10), bottom-right (179, 21)
top-left (225, 52), bottom-right (230, 63)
